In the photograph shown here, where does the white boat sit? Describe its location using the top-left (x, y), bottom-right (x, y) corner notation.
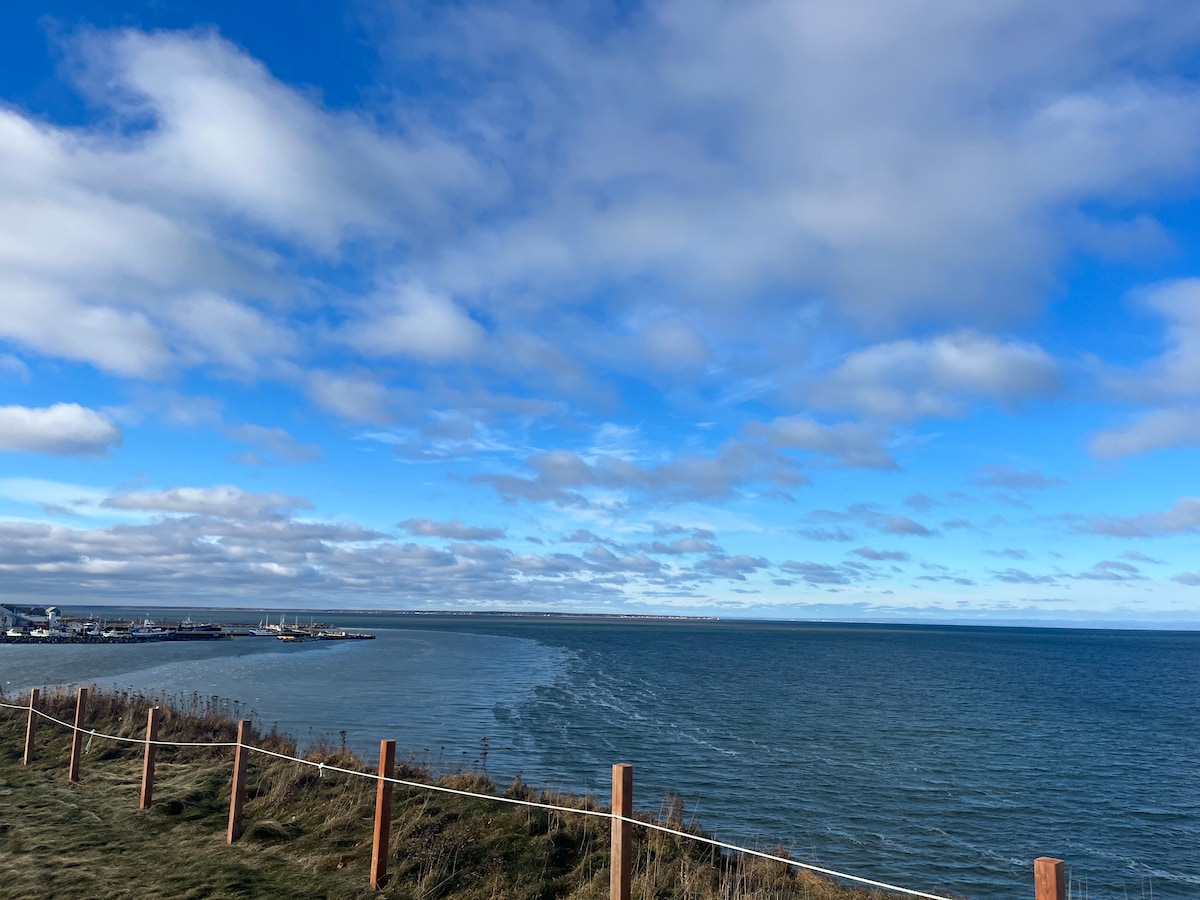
top-left (101, 628), bottom-right (125, 639)
top-left (5, 627), bottom-right (27, 638)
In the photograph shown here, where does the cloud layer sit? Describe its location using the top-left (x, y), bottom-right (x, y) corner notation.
top-left (1, 6), bottom-right (1200, 621)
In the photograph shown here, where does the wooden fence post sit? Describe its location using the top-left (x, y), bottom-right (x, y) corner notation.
top-left (1035, 857), bottom-right (1065, 900)
top-left (22, 688), bottom-right (39, 765)
top-left (611, 763), bottom-right (633, 900)
top-left (68, 687), bottom-right (88, 783)
top-left (370, 739), bottom-right (396, 889)
top-left (139, 706), bottom-right (160, 810)
top-left (226, 719), bottom-right (252, 843)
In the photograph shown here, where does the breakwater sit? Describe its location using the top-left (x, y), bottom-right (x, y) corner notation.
top-left (1, 616), bottom-right (375, 644)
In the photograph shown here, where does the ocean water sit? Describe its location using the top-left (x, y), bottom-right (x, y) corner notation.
top-left (2, 612), bottom-right (1197, 899)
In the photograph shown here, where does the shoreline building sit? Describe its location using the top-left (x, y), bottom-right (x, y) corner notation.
top-left (0, 604), bottom-right (58, 632)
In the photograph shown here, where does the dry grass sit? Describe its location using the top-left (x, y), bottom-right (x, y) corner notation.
top-left (0, 686), bottom-right (923, 900)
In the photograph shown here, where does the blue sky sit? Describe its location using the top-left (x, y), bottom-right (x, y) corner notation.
top-left (3, 1), bottom-right (1200, 625)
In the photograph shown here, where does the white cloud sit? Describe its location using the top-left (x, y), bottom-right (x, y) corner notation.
top-left (746, 416), bottom-right (896, 468)
top-left (852, 547), bottom-right (911, 562)
top-left (1082, 497), bottom-right (1200, 538)
top-left (475, 441), bottom-right (805, 506)
top-left (780, 561), bottom-right (858, 586)
top-left (0, 29), bottom-right (486, 381)
top-left (1090, 280), bottom-right (1200, 459)
top-left (695, 554), bottom-right (769, 581)
top-left (1090, 407), bottom-right (1200, 458)
top-left (642, 537), bottom-right (719, 555)
top-left (1088, 280), bottom-right (1200, 458)
top-left (804, 332), bottom-right (1060, 420)
top-left (85, 29), bottom-right (489, 250)
top-left (637, 321), bottom-right (712, 371)
top-left (395, 0), bottom-right (1200, 335)
top-left (807, 503), bottom-right (937, 538)
top-left (1107, 279), bottom-right (1200, 399)
top-left (0, 276), bottom-right (172, 377)
top-left (969, 465), bottom-right (1066, 490)
top-left (0, 103), bottom-right (256, 376)
top-left (1073, 560), bottom-right (1145, 582)
top-left (0, 354), bottom-right (30, 380)
top-left (166, 293), bottom-right (298, 374)
top-left (339, 283), bottom-right (485, 362)
top-left (102, 485), bottom-right (310, 519)
top-left (399, 518), bottom-right (505, 540)
top-left (0, 403), bottom-right (121, 455)
top-left (226, 424), bottom-right (322, 465)
top-left (3, 10), bottom-right (1195, 419)
top-left (306, 371), bottom-right (398, 424)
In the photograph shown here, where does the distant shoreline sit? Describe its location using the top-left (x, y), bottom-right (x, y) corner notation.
top-left (37, 604), bottom-right (1200, 634)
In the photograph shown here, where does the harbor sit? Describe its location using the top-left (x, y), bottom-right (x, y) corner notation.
top-left (0, 605), bottom-right (375, 644)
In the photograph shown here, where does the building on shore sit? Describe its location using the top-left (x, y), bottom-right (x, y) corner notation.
top-left (0, 604), bottom-right (58, 632)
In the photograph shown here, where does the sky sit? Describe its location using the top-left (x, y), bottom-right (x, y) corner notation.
top-left (3, 1), bottom-right (1200, 626)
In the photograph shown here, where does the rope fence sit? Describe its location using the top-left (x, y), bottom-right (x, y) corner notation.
top-left (0, 690), bottom-right (1067, 900)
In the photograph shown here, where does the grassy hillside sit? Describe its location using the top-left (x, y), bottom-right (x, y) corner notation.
top-left (0, 686), bottom-right (921, 900)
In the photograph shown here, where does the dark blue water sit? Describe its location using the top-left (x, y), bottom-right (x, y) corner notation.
top-left (3, 612), bottom-right (1197, 899)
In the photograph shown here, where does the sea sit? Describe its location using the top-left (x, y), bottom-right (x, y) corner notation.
top-left (2, 610), bottom-right (1197, 899)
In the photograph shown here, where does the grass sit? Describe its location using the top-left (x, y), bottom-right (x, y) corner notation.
top-left (0, 686), bottom-right (926, 900)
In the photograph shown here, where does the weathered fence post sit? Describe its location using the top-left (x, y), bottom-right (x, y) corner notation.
top-left (226, 719), bottom-right (252, 843)
top-left (68, 687), bottom-right (88, 783)
top-left (22, 688), bottom-right (39, 765)
top-left (370, 739), bottom-right (396, 889)
top-left (139, 706), bottom-right (160, 810)
top-left (1035, 857), bottom-right (1065, 900)
top-left (611, 763), bottom-right (633, 900)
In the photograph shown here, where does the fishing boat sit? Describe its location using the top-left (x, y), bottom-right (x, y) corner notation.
top-left (174, 619), bottom-right (226, 640)
top-left (129, 619), bottom-right (173, 640)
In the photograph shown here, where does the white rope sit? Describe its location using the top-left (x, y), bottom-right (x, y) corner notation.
top-left (625, 817), bottom-right (955, 900)
top-left (243, 745), bottom-right (955, 899)
top-left (1, 697), bottom-right (956, 900)
top-left (245, 744), bottom-right (614, 821)
top-left (0, 700), bottom-right (239, 747)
